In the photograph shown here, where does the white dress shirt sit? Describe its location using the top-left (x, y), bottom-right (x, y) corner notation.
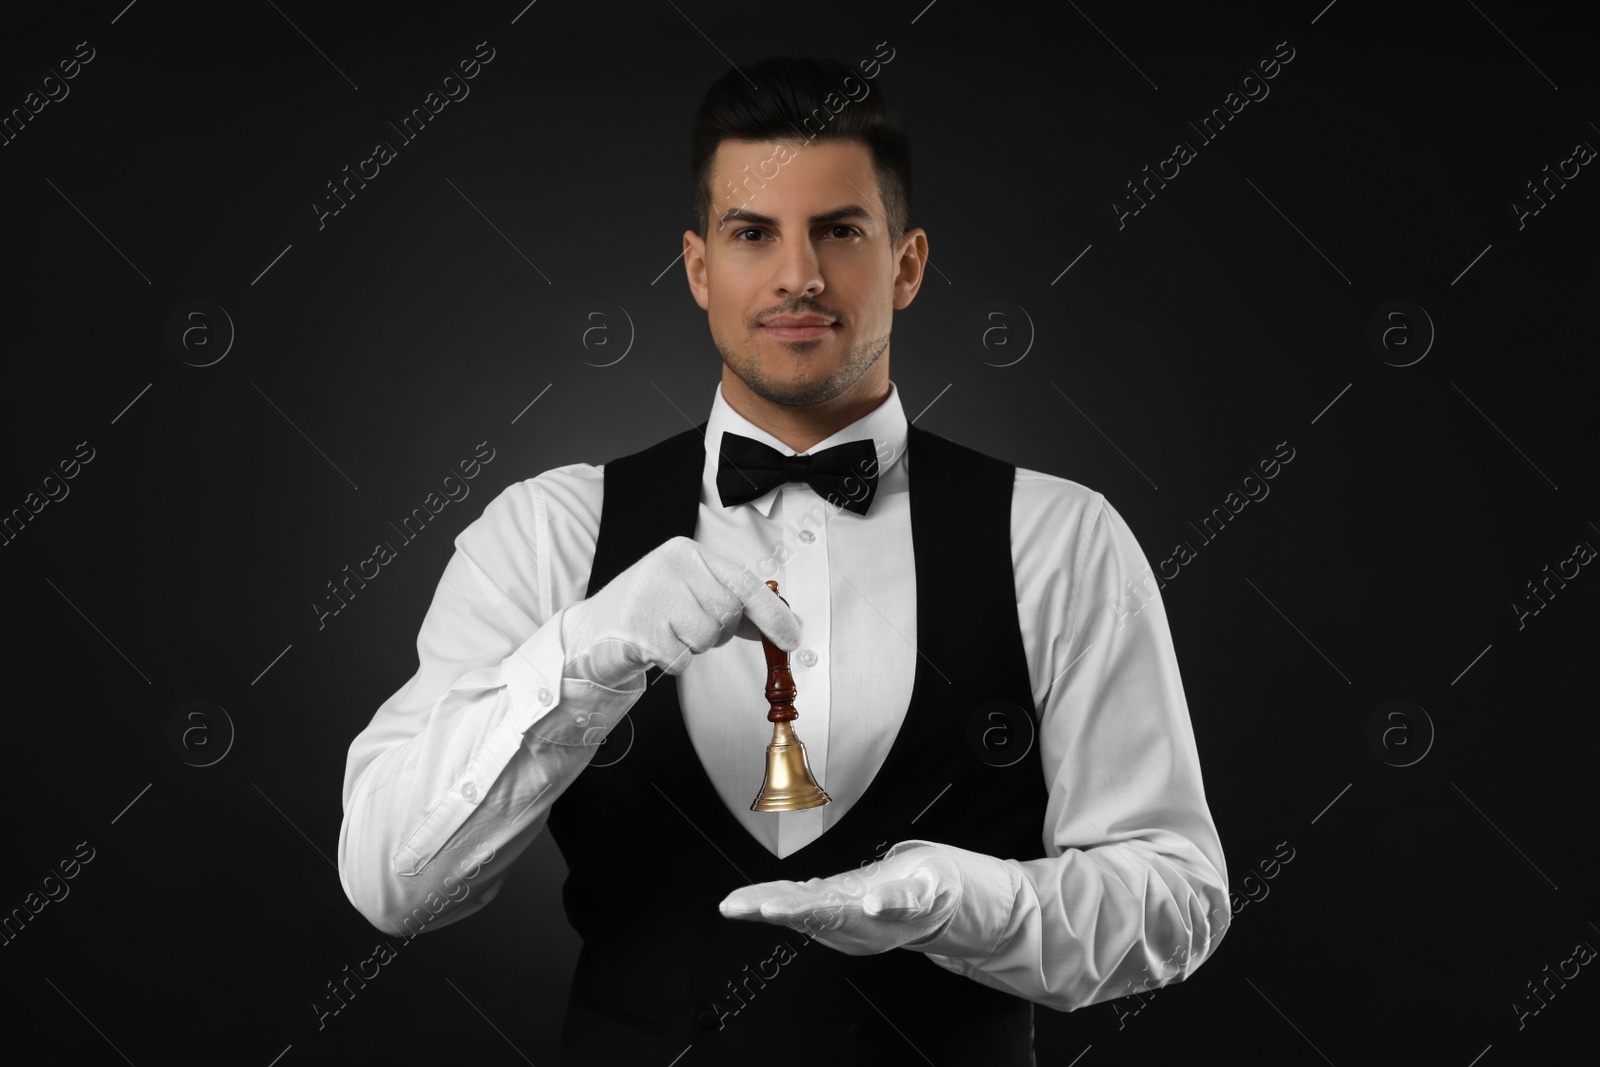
top-left (338, 379), bottom-right (1231, 1012)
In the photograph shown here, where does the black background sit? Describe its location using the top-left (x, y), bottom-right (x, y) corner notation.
top-left (2, 1), bottom-right (1595, 1064)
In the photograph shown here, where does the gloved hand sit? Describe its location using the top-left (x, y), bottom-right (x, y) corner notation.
top-left (718, 842), bottom-right (966, 956)
top-left (559, 535), bottom-right (801, 689)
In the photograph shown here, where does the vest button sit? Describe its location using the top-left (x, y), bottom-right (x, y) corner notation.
top-left (697, 1008), bottom-right (721, 1030)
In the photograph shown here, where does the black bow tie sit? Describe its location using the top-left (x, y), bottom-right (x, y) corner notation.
top-left (716, 432), bottom-right (880, 516)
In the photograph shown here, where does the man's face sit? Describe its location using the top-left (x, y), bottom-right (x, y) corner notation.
top-left (684, 138), bottom-right (926, 408)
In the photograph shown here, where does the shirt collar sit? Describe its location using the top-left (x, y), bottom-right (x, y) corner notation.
top-left (702, 379), bottom-right (909, 518)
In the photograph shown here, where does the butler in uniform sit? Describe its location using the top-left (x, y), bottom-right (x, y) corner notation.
top-left (338, 54), bottom-right (1230, 1065)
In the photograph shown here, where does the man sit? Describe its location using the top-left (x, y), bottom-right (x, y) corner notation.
top-left (338, 55), bottom-right (1229, 1064)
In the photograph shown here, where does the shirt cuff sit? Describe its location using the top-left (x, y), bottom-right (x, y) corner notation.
top-left (887, 839), bottom-right (1024, 961)
top-left (505, 604), bottom-right (647, 748)
top-left (391, 608), bottom-right (648, 878)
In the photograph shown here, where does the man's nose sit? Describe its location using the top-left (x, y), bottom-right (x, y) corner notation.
top-left (774, 239), bottom-right (824, 298)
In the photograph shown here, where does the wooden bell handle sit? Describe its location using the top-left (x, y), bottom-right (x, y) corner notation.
top-left (759, 580), bottom-right (798, 723)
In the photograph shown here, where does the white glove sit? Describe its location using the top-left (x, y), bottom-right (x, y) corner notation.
top-left (558, 535), bottom-right (802, 689)
top-left (718, 842), bottom-right (966, 956)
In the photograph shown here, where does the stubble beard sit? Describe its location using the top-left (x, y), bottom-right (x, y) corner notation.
top-left (716, 329), bottom-right (889, 408)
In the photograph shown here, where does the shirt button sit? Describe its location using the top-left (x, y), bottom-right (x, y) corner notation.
top-left (537, 687), bottom-right (553, 706)
top-left (573, 712), bottom-right (589, 726)
top-left (798, 529), bottom-right (816, 543)
top-left (461, 780), bottom-right (479, 802)
top-left (799, 649), bottom-right (818, 667)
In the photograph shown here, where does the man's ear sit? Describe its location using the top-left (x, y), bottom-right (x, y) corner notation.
top-left (892, 227), bottom-right (929, 311)
top-left (683, 229), bottom-right (710, 311)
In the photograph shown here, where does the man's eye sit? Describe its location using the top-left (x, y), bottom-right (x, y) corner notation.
top-left (732, 225), bottom-right (859, 241)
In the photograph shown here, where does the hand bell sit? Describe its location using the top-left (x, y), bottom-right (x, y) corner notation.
top-left (751, 580), bottom-right (831, 812)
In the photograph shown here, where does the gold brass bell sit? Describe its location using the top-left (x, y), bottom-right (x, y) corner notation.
top-left (751, 580), bottom-right (831, 812)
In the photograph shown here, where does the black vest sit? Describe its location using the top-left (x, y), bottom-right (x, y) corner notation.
top-left (548, 420), bottom-right (1049, 1066)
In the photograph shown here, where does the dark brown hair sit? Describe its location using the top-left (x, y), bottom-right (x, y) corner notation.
top-left (688, 56), bottom-right (912, 243)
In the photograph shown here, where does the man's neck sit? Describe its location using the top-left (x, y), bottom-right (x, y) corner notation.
top-left (719, 368), bottom-right (892, 453)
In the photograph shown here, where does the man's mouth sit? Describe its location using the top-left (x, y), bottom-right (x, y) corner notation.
top-left (761, 315), bottom-right (837, 341)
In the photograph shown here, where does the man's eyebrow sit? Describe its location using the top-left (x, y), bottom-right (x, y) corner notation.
top-left (717, 204), bottom-right (877, 230)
